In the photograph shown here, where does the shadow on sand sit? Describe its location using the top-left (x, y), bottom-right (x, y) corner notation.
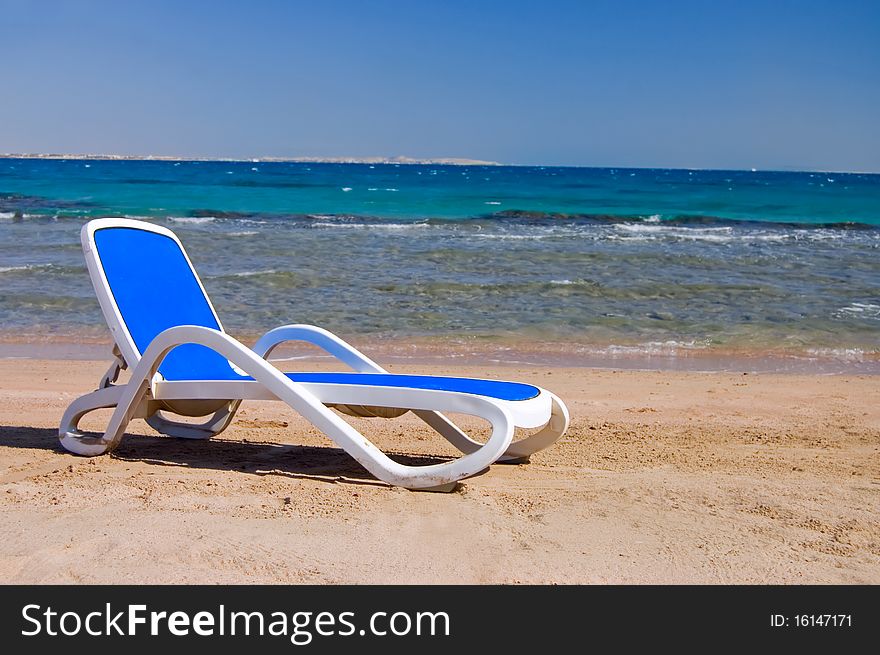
top-left (0, 424), bottom-right (458, 488)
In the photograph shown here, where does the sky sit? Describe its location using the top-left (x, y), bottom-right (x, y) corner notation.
top-left (1, 0), bottom-right (878, 170)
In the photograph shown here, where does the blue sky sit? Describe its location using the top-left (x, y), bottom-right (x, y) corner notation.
top-left (1, 0), bottom-right (878, 170)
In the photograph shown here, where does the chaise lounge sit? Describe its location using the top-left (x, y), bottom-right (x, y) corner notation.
top-left (59, 218), bottom-right (569, 490)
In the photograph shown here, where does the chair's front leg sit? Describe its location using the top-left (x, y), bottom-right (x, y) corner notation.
top-left (415, 391), bottom-right (570, 463)
top-left (497, 392), bottom-right (570, 463)
top-left (295, 391), bottom-right (514, 491)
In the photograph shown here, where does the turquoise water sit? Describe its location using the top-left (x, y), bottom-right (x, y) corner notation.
top-left (1, 158), bottom-right (878, 370)
top-left (2, 158), bottom-right (879, 223)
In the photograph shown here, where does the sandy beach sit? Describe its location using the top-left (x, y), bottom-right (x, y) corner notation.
top-left (0, 356), bottom-right (876, 584)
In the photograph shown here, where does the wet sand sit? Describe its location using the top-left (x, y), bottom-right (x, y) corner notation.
top-left (0, 358), bottom-right (877, 584)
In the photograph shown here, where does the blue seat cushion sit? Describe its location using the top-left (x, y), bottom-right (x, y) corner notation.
top-left (94, 226), bottom-right (241, 382)
top-left (281, 372), bottom-right (541, 402)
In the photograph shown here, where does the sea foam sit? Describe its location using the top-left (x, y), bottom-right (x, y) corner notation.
top-left (168, 216), bottom-right (216, 224)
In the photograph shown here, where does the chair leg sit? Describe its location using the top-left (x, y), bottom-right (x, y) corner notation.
top-left (145, 400), bottom-right (241, 439)
top-left (412, 409), bottom-right (483, 454)
top-left (498, 392), bottom-right (570, 462)
top-left (58, 385), bottom-right (127, 456)
top-left (413, 391), bottom-right (570, 464)
top-left (60, 374), bottom-right (157, 457)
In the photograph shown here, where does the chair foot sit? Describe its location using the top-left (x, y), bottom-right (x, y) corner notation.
top-left (59, 430), bottom-right (114, 456)
top-left (411, 481), bottom-right (463, 493)
top-left (497, 455), bottom-right (531, 464)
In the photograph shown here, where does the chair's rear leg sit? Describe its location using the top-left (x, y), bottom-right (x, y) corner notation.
top-left (60, 345), bottom-right (141, 456)
top-left (59, 385), bottom-right (127, 456)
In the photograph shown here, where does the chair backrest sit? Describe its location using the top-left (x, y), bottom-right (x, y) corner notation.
top-left (82, 218), bottom-right (241, 381)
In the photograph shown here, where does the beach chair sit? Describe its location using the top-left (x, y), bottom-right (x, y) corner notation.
top-left (59, 218), bottom-right (569, 490)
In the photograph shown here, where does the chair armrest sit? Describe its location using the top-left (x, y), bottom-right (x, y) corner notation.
top-left (252, 324), bottom-right (386, 373)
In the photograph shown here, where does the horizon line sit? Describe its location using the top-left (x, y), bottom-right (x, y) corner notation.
top-left (1, 152), bottom-right (877, 176)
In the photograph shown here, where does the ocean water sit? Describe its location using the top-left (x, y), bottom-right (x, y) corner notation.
top-left (1, 158), bottom-right (878, 371)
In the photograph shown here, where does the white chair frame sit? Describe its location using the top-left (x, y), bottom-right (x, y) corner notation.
top-left (59, 218), bottom-right (570, 491)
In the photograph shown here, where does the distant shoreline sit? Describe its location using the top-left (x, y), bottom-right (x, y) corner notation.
top-left (0, 153), bottom-right (501, 166)
top-left (2, 153), bottom-right (878, 175)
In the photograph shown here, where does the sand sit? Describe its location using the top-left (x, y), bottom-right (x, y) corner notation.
top-left (0, 357), bottom-right (877, 584)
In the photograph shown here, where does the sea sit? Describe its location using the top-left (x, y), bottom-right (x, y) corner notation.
top-left (1, 158), bottom-right (878, 372)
